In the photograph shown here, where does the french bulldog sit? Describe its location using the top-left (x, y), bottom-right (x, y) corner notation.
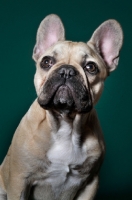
top-left (0, 14), bottom-right (123, 200)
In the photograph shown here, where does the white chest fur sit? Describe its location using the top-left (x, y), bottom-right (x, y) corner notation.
top-left (46, 120), bottom-right (88, 188)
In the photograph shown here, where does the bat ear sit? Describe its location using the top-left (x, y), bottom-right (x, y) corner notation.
top-left (32, 14), bottom-right (65, 62)
top-left (88, 20), bottom-right (123, 72)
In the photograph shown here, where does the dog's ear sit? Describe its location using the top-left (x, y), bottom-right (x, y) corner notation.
top-left (89, 20), bottom-right (123, 72)
top-left (33, 14), bottom-right (65, 61)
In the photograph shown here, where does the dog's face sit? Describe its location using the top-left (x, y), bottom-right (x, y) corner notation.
top-left (33, 14), bottom-right (123, 114)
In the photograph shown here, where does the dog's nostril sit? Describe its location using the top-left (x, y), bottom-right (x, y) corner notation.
top-left (59, 68), bottom-right (66, 77)
top-left (69, 69), bottom-right (76, 76)
top-left (59, 66), bottom-right (76, 79)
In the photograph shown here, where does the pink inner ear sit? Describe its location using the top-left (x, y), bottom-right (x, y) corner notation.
top-left (100, 32), bottom-right (116, 67)
top-left (47, 31), bottom-right (59, 46)
top-left (39, 23), bottom-right (62, 55)
top-left (39, 32), bottom-right (59, 54)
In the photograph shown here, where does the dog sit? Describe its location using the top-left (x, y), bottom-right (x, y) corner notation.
top-left (0, 14), bottom-right (123, 200)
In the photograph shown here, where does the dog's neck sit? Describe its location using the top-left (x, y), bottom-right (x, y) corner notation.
top-left (26, 99), bottom-right (99, 140)
top-left (46, 109), bottom-right (89, 130)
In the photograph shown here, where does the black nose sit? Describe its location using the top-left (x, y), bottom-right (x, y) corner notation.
top-left (58, 65), bottom-right (77, 79)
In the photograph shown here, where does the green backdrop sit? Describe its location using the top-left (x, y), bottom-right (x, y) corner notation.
top-left (0, 0), bottom-right (132, 199)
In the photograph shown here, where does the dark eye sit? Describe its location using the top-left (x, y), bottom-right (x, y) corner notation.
top-left (85, 62), bottom-right (98, 75)
top-left (40, 56), bottom-right (55, 69)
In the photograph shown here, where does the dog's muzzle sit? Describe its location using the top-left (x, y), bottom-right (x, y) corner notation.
top-left (38, 65), bottom-right (93, 113)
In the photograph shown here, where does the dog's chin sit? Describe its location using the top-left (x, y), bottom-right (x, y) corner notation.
top-left (38, 85), bottom-right (74, 114)
top-left (38, 85), bottom-right (93, 114)
top-left (52, 85), bottom-right (74, 113)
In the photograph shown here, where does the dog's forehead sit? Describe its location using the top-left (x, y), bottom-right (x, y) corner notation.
top-left (50, 41), bottom-right (95, 60)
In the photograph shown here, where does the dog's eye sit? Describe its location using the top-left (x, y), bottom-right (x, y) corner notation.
top-left (40, 56), bottom-right (55, 69)
top-left (85, 62), bottom-right (98, 75)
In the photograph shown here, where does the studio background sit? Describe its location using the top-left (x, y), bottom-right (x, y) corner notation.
top-left (0, 0), bottom-right (132, 199)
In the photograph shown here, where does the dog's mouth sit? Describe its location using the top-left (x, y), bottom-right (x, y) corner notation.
top-left (53, 85), bottom-right (74, 110)
top-left (38, 83), bottom-right (92, 114)
top-left (37, 67), bottom-right (93, 113)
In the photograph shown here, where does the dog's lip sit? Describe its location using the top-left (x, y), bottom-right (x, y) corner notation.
top-left (38, 83), bottom-right (93, 113)
top-left (38, 81), bottom-right (63, 107)
top-left (66, 82), bottom-right (93, 112)
top-left (53, 85), bottom-right (74, 106)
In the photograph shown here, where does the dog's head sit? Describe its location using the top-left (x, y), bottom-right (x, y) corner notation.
top-left (33, 14), bottom-right (123, 114)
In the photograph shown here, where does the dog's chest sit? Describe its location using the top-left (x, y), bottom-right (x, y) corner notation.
top-left (46, 121), bottom-right (88, 185)
top-left (31, 121), bottom-right (90, 200)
